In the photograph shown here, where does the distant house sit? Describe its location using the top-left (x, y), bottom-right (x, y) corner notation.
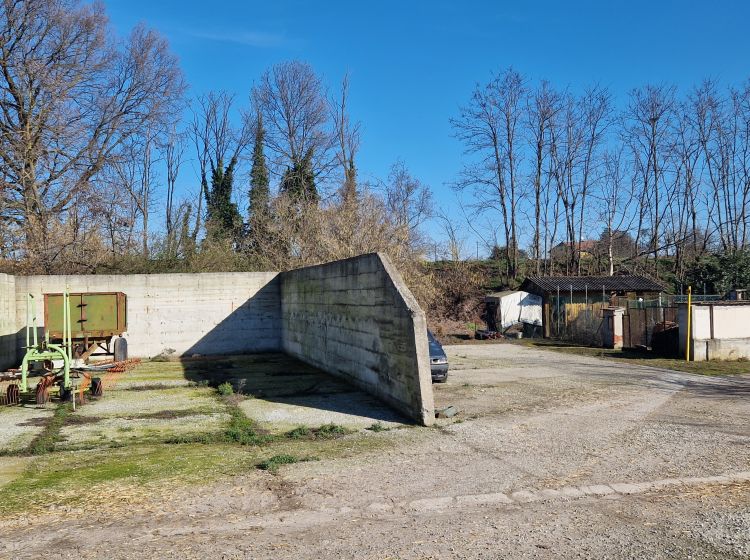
top-left (549, 240), bottom-right (599, 261)
top-left (520, 275), bottom-right (666, 337)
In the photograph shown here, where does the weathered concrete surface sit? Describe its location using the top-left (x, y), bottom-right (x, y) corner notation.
top-left (679, 302), bottom-right (750, 360)
top-left (0, 273), bottom-right (15, 369)
top-left (280, 253), bottom-right (434, 425)
top-left (13, 272), bottom-right (281, 359)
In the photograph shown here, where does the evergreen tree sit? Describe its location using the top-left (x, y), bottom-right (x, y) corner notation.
top-left (280, 150), bottom-right (317, 203)
top-left (248, 113), bottom-right (270, 222)
top-left (205, 157), bottom-right (242, 239)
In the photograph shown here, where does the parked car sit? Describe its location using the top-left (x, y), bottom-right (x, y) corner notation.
top-left (428, 330), bottom-right (449, 383)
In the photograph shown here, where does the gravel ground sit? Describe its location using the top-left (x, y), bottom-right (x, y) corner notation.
top-left (2, 343), bottom-right (749, 559)
top-left (75, 386), bottom-right (223, 417)
top-left (0, 405), bottom-right (54, 453)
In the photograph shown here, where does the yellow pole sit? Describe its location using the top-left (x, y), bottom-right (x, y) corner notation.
top-left (685, 286), bottom-right (692, 361)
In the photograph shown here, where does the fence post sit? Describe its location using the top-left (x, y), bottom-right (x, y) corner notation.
top-left (685, 286), bottom-right (692, 362)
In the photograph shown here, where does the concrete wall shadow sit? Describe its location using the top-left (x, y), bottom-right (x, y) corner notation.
top-left (181, 280), bottom-right (281, 356)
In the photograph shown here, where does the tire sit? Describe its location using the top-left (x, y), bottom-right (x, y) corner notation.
top-left (91, 377), bottom-right (103, 397)
top-left (59, 387), bottom-right (72, 402)
top-left (113, 337), bottom-right (128, 362)
top-left (6, 384), bottom-right (19, 406)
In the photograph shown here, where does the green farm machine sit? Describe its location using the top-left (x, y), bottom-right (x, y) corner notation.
top-left (4, 291), bottom-right (129, 406)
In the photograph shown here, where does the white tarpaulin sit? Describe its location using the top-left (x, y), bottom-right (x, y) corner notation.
top-left (494, 290), bottom-right (543, 329)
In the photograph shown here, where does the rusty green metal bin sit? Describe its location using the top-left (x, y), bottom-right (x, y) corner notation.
top-left (44, 292), bottom-right (127, 362)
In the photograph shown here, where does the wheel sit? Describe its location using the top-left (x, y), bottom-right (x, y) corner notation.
top-left (59, 386), bottom-right (72, 402)
top-left (113, 337), bottom-right (128, 362)
top-left (91, 377), bottom-right (103, 397)
top-left (6, 384), bottom-right (20, 405)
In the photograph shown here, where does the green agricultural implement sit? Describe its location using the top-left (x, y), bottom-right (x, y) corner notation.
top-left (4, 291), bottom-right (126, 406)
top-left (6, 292), bottom-right (75, 405)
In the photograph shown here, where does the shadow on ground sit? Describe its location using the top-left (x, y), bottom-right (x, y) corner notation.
top-left (179, 353), bottom-right (409, 428)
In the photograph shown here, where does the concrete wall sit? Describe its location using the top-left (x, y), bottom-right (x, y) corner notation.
top-left (679, 302), bottom-right (750, 361)
top-left (0, 273), bottom-right (16, 369)
top-left (12, 272), bottom-right (281, 359)
top-left (280, 253), bottom-right (434, 425)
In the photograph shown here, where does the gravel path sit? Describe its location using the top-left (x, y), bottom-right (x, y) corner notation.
top-left (2, 343), bottom-right (749, 559)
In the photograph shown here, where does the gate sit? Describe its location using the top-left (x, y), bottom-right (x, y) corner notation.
top-left (622, 305), bottom-right (677, 348)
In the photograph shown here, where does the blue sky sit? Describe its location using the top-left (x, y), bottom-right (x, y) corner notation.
top-left (105, 0), bottom-right (750, 256)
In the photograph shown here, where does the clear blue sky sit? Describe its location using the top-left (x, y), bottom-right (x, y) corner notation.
top-left (105, 0), bottom-right (750, 256)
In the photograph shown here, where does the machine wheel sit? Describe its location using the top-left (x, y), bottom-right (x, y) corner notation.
top-left (91, 377), bottom-right (103, 397)
top-left (35, 383), bottom-right (50, 404)
top-left (6, 384), bottom-right (20, 405)
top-left (113, 337), bottom-right (128, 362)
top-left (59, 386), bottom-right (72, 402)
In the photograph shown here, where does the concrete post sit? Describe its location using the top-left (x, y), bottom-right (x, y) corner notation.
top-left (602, 307), bottom-right (626, 349)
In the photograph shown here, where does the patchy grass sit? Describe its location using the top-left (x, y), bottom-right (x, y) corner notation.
top-left (315, 423), bottom-right (352, 439)
top-left (257, 454), bottom-right (316, 473)
top-left (523, 340), bottom-right (750, 376)
top-left (28, 405), bottom-right (71, 455)
top-left (366, 422), bottom-right (389, 432)
top-left (286, 426), bottom-right (311, 439)
top-left (0, 354), bottom-right (411, 517)
top-left (0, 443), bottom-right (254, 515)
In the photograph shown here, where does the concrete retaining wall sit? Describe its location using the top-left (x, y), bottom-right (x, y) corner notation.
top-left (2, 256), bottom-right (435, 425)
top-left (679, 302), bottom-right (750, 361)
top-left (13, 272), bottom-right (281, 359)
top-left (280, 253), bottom-right (434, 425)
top-left (0, 273), bottom-right (16, 369)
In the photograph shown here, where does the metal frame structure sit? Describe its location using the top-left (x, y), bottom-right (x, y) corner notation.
top-left (20, 292), bottom-right (72, 396)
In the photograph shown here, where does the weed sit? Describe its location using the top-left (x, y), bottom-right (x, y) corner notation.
top-left (257, 454), bottom-right (315, 473)
top-left (286, 426), bottom-right (311, 439)
top-left (315, 423), bottom-right (350, 439)
top-left (217, 382), bottom-right (234, 396)
top-left (366, 422), bottom-right (389, 432)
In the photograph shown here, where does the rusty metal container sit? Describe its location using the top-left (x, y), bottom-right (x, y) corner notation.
top-left (44, 292), bottom-right (127, 360)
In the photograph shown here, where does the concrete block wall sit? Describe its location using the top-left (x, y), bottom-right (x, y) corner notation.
top-left (679, 302), bottom-right (750, 361)
top-left (0, 273), bottom-right (16, 369)
top-left (12, 272), bottom-right (281, 359)
top-left (280, 253), bottom-right (435, 425)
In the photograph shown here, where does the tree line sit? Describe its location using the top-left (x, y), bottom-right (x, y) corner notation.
top-left (452, 68), bottom-right (750, 285)
top-left (2, 1), bottom-right (749, 307)
top-left (0, 0), bottom-right (433, 306)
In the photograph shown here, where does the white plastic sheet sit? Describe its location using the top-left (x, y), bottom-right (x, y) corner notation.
top-left (498, 291), bottom-right (542, 329)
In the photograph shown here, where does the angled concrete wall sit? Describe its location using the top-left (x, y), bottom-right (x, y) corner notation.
top-left (3, 256), bottom-right (434, 425)
top-left (280, 253), bottom-right (435, 425)
top-left (12, 272), bottom-right (281, 359)
top-left (0, 273), bottom-right (16, 369)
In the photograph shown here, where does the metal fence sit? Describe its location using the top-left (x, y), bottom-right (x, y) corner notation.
top-left (550, 296), bottom-right (679, 348)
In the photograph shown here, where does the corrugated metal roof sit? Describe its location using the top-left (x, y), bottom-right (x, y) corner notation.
top-left (520, 275), bottom-right (665, 293)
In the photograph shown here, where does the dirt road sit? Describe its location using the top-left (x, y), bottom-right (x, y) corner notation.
top-left (3, 343), bottom-right (749, 559)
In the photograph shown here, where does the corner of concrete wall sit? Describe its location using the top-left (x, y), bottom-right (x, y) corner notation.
top-left (280, 253), bottom-right (435, 426)
top-left (0, 273), bottom-right (17, 369)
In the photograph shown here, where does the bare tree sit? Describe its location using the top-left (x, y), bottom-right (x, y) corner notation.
top-left (382, 160), bottom-right (433, 250)
top-left (0, 0), bottom-right (184, 271)
top-left (189, 91), bottom-right (250, 240)
top-left (598, 149), bottom-right (635, 275)
top-left (254, 61), bottom-right (336, 200)
top-left (623, 84), bottom-right (676, 272)
top-left (162, 127), bottom-right (186, 256)
top-left (451, 68), bottom-right (525, 279)
top-left (526, 80), bottom-right (560, 273)
top-left (330, 73), bottom-right (361, 205)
